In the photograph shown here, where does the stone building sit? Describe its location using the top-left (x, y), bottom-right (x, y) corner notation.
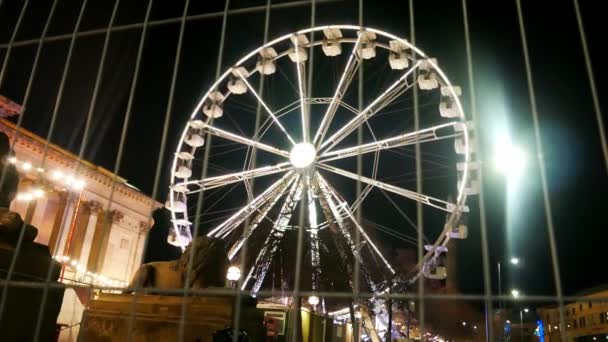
top-left (0, 117), bottom-right (162, 285)
top-left (0, 116), bottom-right (163, 340)
top-left (538, 286), bottom-right (608, 341)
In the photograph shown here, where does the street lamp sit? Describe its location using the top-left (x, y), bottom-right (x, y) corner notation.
top-left (308, 295), bottom-right (320, 311)
top-left (497, 257), bottom-right (521, 309)
top-left (511, 289), bottom-right (520, 298)
top-left (226, 265), bottom-right (241, 288)
top-left (493, 136), bottom-right (526, 177)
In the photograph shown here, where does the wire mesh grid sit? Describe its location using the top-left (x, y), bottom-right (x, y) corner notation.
top-left (0, 0), bottom-right (606, 341)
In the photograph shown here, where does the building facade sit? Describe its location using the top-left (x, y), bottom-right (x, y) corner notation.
top-left (0, 118), bottom-right (162, 286)
top-left (538, 287), bottom-right (608, 341)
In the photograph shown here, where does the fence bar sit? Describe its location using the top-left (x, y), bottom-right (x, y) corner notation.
top-left (515, 1), bottom-right (566, 341)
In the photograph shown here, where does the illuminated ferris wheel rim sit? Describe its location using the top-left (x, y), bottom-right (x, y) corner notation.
top-left (168, 25), bottom-right (473, 286)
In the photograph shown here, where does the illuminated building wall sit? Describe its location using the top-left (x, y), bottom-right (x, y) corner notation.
top-left (0, 118), bottom-right (162, 286)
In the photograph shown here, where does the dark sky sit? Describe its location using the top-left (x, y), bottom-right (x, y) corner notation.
top-left (0, 0), bottom-right (606, 301)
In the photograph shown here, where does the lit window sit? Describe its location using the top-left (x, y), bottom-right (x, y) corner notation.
top-left (120, 238), bottom-right (129, 249)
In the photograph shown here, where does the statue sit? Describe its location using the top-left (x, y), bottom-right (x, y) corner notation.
top-left (0, 131), bottom-right (64, 341)
top-left (126, 236), bottom-right (229, 292)
top-left (0, 132), bottom-right (38, 246)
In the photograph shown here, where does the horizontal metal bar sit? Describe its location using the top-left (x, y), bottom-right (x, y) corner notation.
top-left (0, 0), bottom-right (342, 49)
top-left (0, 279), bottom-right (601, 304)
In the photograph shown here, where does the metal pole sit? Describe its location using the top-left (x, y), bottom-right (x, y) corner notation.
top-left (519, 309), bottom-right (523, 342)
top-left (484, 302), bottom-right (491, 341)
top-left (498, 261), bottom-right (502, 310)
top-left (387, 293), bottom-right (392, 342)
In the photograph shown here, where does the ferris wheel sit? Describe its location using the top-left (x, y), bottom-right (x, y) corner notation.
top-left (166, 25), bottom-right (477, 294)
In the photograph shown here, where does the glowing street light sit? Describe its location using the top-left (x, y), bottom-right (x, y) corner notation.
top-left (308, 295), bottom-right (320, 307)
top-left (510, 257), bottom-right (520, 265)
top-left (524, 308), bottom-right (529, 313)
top-left (226, 265), bottom-right (241, 281)
top-left (493, 137), bottom-right (526, 177)
top-left (511, 289), bottom-right (520, 298)
top-left (226, 265), bottom-right (241, 289)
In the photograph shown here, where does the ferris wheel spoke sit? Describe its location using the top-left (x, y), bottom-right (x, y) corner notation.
top-left (307, 189), bottom-right (322, 292)
top-left (242, 178), bottom-right (304, 292)
top-left (312, 34), bottom-right (362, 147)
top-left (319, 61), bottom-right (421, 152)
top-left (319, 122), bottom-right (461, 163)
top-left (227, 176), bottom-right (294, 260)
top-left (292, 39), bottom-right (309, 143)
top-left (179, 162), bottom-right (293, 194)
top-left (206, 172), bottom-right (296, 238)
top-left (235, 70), bottom-right (296, 145)
top-left (316, 173), bottom-right (396, 276)
top-left (200, 121), bottom-right (290, 158)
top-left (317, 163), bottom-right (468, 214)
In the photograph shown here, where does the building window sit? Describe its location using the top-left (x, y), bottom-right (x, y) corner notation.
top-left (600, 313), bottom-right (605, 324)
top-left (580, 317), bottom-right (585, 328)
top-left (574, 319), bottom-right (577, 329)
top-left (589, 301), bottom-right (593, 309)
top-left (120, 238), bottom-right (129, 249)
top-left (573, 307), bottom-right (576, 315)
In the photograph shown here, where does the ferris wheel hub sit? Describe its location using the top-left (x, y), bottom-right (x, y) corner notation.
top-left (290, 142), bottom-right (316, 168)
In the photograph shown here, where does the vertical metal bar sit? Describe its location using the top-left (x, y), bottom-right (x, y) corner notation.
top-left (354, 0), bottom-right (364, 340)
top-left (460, 1), bottom-right (497, 334)
top-left (0, 0), bottom-right (29, 88)
top-left (573, 0), bottom-right (607, 175)
top-left (146, 0), bottom-right (191, 339)
top-left (0, 0), bottom-right (56, 324)
top-left (0, 0), bottom-right (30, 211)
top-left (514, 1), bottom-right (566, 341)
top-left (64, 0), bottom-right (121, 292)
top-left (31, 0), bottom-right (90, 339)
top-left (498, 261), bottom-right (502, 309)
top-left (234, 0), bottom-right (272, 340)
top-left (179, 0), bottom-right (230, 341)
top-left (409, 0), bottom-right (425, 339)
top-left (292, 178), bottom-right (306, 342)
top-left (94, 0), bottom-right (153, 339)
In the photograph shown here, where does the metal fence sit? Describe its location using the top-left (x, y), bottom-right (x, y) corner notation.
top-left (0, 0), bottom-right (606, 341)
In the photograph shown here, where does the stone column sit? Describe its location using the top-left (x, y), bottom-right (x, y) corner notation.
top-left (54, 194), bottom-right (77, 256)
top-left (134, 221), bottom-right (150, 267)
top-left (86, 209), bottom-right (123, 273)
top-left (48, 191), bottom-right (69, 255)
top-left (63, 200), bottom-right (93, 262)
top-left (78, 201), bottom-right (101, 268)
top-left (125, 221), bottom-right (150, 280)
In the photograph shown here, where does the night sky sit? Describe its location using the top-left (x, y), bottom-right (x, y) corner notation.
top-left (0, 0), bottom-right (606, 303)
